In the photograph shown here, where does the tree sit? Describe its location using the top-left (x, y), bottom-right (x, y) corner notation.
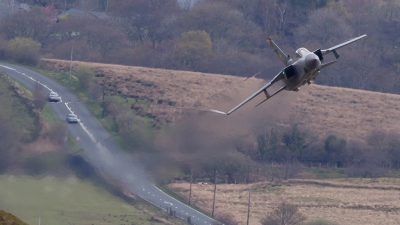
top-left (295, 8), bottom-right (353, 47)
top-left (73, 65), bottom-right (93, 89)
top-left (52, 17), bottom-right (126, 60)
top-left (181, 2), bottom-right (263, 53)
top-left (0, 6), bottom-right (55, 47)
top-left (175, 30), bottom-right (213, 70)
top-left (282, 124), bottom-right (307, 161)
top-left (324, 135), bottom-right (346, 166)
top-left (109, 0), bottom-right (180, 48)
top-left (257, 128), bottom-right (280, 163)
top-left (366, 130), bottom-right (400, 169)
top-left (7, 37), bottom-right (41, 65)
top-left (260, 202), bottom-right (307, 225)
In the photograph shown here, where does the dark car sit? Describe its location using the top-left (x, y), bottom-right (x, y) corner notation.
top-left (66, 114), bottom-right (78, 123)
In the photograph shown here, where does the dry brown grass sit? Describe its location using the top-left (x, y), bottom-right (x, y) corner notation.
top-left (167, 179), bottom-right (400, 225)
top-left (40, 58), bottom-right (400, 139)
top-left (293, 85), bottom-right (400, 139)
top-left (40, 59), bottom-right (262, 124)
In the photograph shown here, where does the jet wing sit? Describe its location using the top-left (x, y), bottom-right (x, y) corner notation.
top-left (211, 71), bottom-right (286, 115)
top-left (321, 34), bottom-right (367, 57)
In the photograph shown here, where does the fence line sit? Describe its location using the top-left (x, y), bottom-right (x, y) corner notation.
top-left (138, 194), bottom-right (213, 225)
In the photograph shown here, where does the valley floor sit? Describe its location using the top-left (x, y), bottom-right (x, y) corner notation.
top-left (168, 178), bottom-right (400, 225)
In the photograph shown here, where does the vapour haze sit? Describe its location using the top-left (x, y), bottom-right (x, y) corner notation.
top-left (148, 81), bottom-right (298, 180)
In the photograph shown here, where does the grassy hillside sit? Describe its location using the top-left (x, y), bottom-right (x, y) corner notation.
top-left (0, 73), bottom-right (41, 143)
top-left (292, 85), bottom-right (400, 139)
top-left (0, 175), bottom-right (184, 225)
top-left (0, 210), bottom-right (29, 225)
top-left (39, 58), bottom-right (400, 140)
top-left (168, 178), bottom-right (400, 225)
top-left (38, 58), bottom-right (262, 124)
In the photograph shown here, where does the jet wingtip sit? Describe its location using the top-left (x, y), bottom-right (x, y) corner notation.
top-left (209, 109), bottom-right (227, 115)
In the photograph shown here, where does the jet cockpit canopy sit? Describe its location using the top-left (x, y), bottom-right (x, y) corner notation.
top-left (295, 48), bottom-right (310, 59)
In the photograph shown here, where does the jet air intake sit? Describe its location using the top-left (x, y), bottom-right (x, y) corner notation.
top-left (283, 65), bottom-right (297, 79)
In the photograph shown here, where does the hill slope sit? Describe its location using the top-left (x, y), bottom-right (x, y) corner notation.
top-left (40, 59), bottom-right (400, 140)
top-left (0, 210), bottom-right (29, 225)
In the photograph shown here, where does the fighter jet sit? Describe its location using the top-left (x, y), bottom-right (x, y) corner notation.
top-left (211, 34), bottom-right (367, 115)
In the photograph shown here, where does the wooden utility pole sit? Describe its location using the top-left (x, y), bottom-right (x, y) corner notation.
top-left (101, 79), bottom-right (106, 118)
top-left (69, 46), bottom-right (73, 82)
top-left (212, 169), bottom-right (217, 217)
top-left (189, 169), bottom-right (193, 205)
top-left (246, 189), bottom-right (251, 225)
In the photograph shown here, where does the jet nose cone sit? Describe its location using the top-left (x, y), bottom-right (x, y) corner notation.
top-left (305, 54), bottom-right (321, 70)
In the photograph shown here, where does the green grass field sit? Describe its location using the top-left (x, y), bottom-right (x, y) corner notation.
top-left (0, 175), bottom-right (184, 225)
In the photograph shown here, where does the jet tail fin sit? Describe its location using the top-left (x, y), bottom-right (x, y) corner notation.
top-left (267, 38), bottom-right (292, 66)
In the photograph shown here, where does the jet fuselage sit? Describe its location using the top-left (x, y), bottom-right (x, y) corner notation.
top-left (284, 48), bottom-right (321, 91)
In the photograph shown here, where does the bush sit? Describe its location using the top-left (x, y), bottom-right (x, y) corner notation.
top-left (74, 65), bottom-right (94, 90)
top-left (47, 122), bottom-right (67, 146)
top-left (260, 202), bottom-right (306, 225)
top-left (7, 37), bottom-right (41, 65)
top-left (305, 219), bottom-right (340, 225)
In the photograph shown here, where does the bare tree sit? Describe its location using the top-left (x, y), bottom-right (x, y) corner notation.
top-left (0, 7), bottom-right (55, 47)
top-left (295, 8), bottom-right (353, 46)
top-left (260, 202), bottom-right (306, 225)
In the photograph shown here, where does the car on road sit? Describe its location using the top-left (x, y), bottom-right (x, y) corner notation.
top-left (48, 91), bottom-right (60, 102)
top-left (66, 113), bottom-right (78, 123)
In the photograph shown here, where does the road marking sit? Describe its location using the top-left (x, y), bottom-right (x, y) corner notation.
top-left (164, 201), bottom-right (173, 206)
top-left (64, 102), bottom-right (96, 143)
top-left (0, 65), bottom-right (52, 92)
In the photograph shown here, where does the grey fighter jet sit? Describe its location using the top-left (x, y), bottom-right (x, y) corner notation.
top-left (211, 34), bottom-right (367, 115)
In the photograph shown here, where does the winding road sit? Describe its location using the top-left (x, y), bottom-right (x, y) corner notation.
top-left (0, 62), bottom-right (217, 225)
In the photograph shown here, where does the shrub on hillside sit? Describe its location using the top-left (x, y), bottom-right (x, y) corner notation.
top-left (74, 65), bottom-right (94, 90)
top-left (260, 202), bottom-right (306, 225)
top-left (305, 219), bottom-right (340, 225)
top-left (7, 37), bottom-right (41, 65)
top-left (47, 122), bottom-right (67, 146)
